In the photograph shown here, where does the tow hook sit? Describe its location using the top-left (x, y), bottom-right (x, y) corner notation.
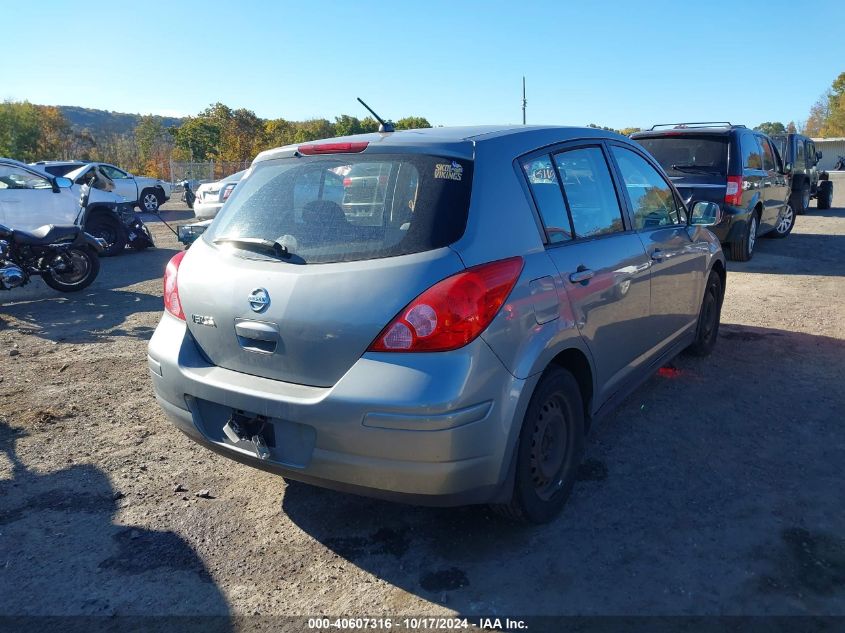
top-left (223, 413), bottom-right (271, 460)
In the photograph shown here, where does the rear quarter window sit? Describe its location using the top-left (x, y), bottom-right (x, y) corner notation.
top-left (206, 154), bottom-right (473, 264)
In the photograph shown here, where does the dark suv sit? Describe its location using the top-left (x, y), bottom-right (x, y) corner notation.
top-left (631, 123), bottom-right (792, 261)
top-left (771, 133), bottom-right (833, 212)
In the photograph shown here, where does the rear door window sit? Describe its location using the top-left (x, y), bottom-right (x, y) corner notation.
top-left (610, 146), bottom-right (684, 229)
top-left (554, 146), bottom-right (625, 238)
top-left (207, 154), bottom-right (472, 264)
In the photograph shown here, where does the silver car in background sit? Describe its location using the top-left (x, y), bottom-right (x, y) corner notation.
top-left (193, 170), bottom-right (247, 220)
top-left (148, 126), bottom-right (726, 523)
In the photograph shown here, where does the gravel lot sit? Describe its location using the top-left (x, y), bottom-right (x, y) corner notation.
top-left (1, 177), bottom-right (844, 622)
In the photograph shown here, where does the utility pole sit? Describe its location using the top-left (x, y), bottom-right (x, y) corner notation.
top-left (522, 76), bottom-right (527, 125)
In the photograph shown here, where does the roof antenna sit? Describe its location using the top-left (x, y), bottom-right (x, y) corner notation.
top-left (522, 76), bottom-right (527, 125)
top-left (357, 97), bottom-right (395, 133)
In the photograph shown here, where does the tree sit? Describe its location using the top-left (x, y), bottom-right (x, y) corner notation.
top-left (264, 118), bottom-right (295, 148)
top-left (587, 123), bottom-right (617, 132)
top-left (803, 95), bottom-right (830, 136)
top-left (292, 119), bottom-right (334, 143)
top-left (0, 101), bottom-right (42, 162)
top-left (134, 115), bottom-right (173, 178)
top-left (36, 106), bottom-right (72, 159)
top-left (619, 127), bottom-right (642, 136)
top-left (787, 121), bottom-right (797, 134)
top-left (173, 117), bottom-right (220, 161)
top-left (754, 122), bottom-right (786, 136)
top-left (394, 116), bottom-right (431, 130)
top-left (333, 115), bottom-right (363, 137)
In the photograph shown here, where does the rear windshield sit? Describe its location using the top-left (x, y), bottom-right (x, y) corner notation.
top-left (633, 136), bottom-right (728, 177)
top-left (205, 153), bottom-right (473, 264)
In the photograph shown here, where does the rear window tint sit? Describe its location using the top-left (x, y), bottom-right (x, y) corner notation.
top-left (634, 136), bottom-right (728, 176)
top-left (206, 154), bottom-right (472, 264)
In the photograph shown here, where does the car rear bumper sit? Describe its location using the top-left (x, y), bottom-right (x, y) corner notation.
top-left (193, 201), bottom-right (223, 220)
top-left (148, 312), bottom-right (537, 505)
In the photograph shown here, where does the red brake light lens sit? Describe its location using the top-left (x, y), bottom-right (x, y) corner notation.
top-left (298, 142), bottom-right (369, 155)
top-left (368, 257), bottom-right (524, 353)
top-left (163, 251), bottom-right (186, 320)
top-left (222, 183), bottom-right (236, 200)
top-left (725, 175), bottom-right (743, 206)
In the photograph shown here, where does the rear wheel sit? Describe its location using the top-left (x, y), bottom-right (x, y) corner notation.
top-left (768, 203), bottom-right (795, 239)
top-left (729, 213), bottom-right (757, 262)
top-left (85, 214), bottom-right (126, 256)
top-left (791, 182), bottom-right (810, 215)
top-left (140, 188), bottom-right (163, 212)
top-left (493, 367), bottom-right (585, 524)
top-left (817, 180), bottom-right (833, 210)
top-left (686, 270), bottom-right (723, 356)
top-left (41, 247), bottom-right (100, 292)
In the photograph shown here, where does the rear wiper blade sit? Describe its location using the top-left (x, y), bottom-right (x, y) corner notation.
top-left (213, 236), bottom-right (291, 259)
top-left (670, 164), bottom-right (714, 173)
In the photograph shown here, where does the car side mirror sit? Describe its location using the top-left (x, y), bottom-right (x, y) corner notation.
top-left (51, 176), bottom-right (73, 192)
top-left (690, 201), bottom-right (722, 227)
top-left (816, 151), bottom-right (823, 161)
top-left (782, 162), bottom-right (793, 174)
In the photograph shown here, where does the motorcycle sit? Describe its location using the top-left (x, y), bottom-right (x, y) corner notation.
top-left (181, 180), bottom-right (196, 209)
top-left (80, 167), bottom-right (155, 253)
top-left (835, 155), bottom-right (845, 171)
top-left (0, 224), bottom-right (105, 293)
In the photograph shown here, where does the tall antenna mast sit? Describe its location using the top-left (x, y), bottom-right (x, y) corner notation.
top-left (522, 76), bottom-right (527, 125)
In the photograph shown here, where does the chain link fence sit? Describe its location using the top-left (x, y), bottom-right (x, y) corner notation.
top-left (168, 160), bottom-right (252, 187)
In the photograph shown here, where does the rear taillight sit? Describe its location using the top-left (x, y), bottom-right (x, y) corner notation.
top-left (163, 251), bottom-right (186, 320)
top-left (725, 175), bottom-right (743, 206)
top-left (343, 177), bottom-right (353, 187)
top-left (298, 142), bottom-right (369, 155)
top-left (368, 257), bottom-right (524, 353)
top-left (222, 183), bottom-right (236, 200)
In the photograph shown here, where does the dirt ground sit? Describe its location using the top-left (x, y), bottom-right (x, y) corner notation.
top-left (1, 177), bottom-right (844, 625)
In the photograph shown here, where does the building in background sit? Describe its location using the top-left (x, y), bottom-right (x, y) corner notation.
top-left (813, 138), bottom-right (845, 171)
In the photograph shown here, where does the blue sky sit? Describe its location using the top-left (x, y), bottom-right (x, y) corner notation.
top-left (7, 0), bottom-right (844, 129)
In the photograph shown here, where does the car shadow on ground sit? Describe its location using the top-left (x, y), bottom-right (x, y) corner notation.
top-left (0, 420), bottom-right (231, 628)
top-left (0, 289), bottom-right (163, 343)
top-left (281, 324), bottom-right (845, 615)
top-left (0, 246), bottom-right (178, 342)
top-left (735, 231), bottom-right (845, 276)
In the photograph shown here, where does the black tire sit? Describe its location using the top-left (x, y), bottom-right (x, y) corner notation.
top-left (728, 213), bottom-right (757, 262)
top-left (492, 367), bottom-right (585, 524)
top-left (140, 188), bottom-right (163, 212)
top-left (790, 181), bottom-right (809, 215)
top-left (767, 203), bottom-right (795, 239)
top-left (817, 180), bottom-right (833, 210)
top-left (41, 246), bottom-right (100, 292)
top-left (85, 214), bottom-right (126, 256)
top-left (685, 270), bottom-right (723, 357)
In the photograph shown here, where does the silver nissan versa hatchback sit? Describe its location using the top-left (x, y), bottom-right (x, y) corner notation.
top-left (148, 126), bottom-right (726, 523)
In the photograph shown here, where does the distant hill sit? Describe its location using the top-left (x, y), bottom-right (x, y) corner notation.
top-left (52, 105), bottom-right (185, 136)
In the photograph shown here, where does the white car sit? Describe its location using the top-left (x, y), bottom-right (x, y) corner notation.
top-left (1, 158), bottom-right (132, 255)
top-left (62, 163), bottom-right (172, 212)
top-left (193, 170), bottom-right (246, 220)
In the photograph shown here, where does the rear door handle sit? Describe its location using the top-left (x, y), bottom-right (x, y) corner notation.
top-left (569, 268), bottom-right (594, 284)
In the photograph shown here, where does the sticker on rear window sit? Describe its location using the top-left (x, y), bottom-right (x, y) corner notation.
top-left (434, 161), bottom-right (463, 181)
